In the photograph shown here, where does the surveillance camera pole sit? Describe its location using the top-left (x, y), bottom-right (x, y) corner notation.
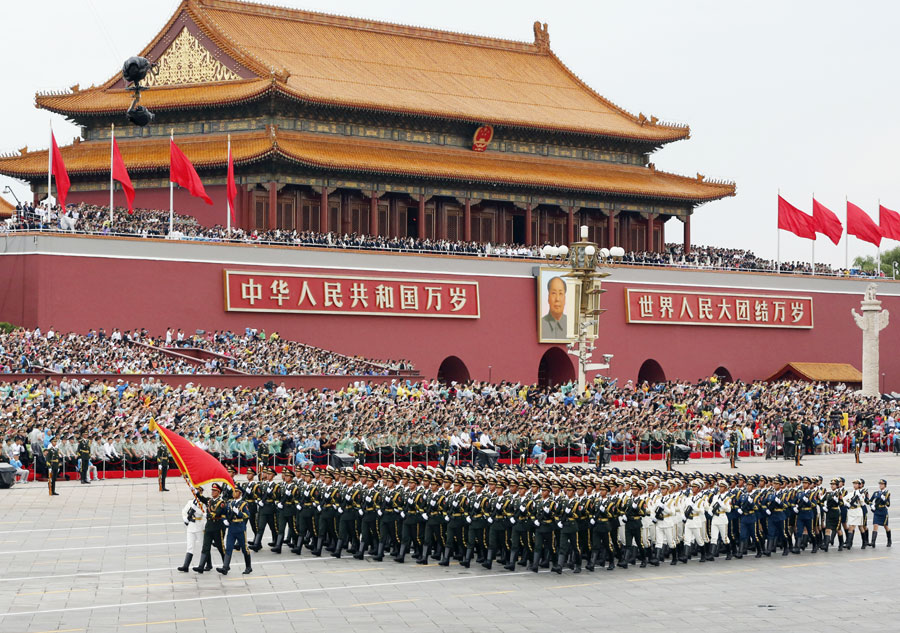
top-left (542, 226), bottom-right (620, 393)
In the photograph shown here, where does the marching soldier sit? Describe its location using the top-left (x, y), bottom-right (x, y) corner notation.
top-left (216, 485), bottom-right (253, 575)
top-left (271, 467), bottom-right (298, 554)
top-left (178, 487), bottom-right (205, 572)
top-left (156, 441), bottom-right (170, 492)
top-left (358, 470), bottom-right (382, 559)
top-left (374, 471), bottom-right (403, 561)
top-left (249, 467), bottom-right (279, 552)
top-left (506, 475), bottom-right (533, 571)
top-left (465, 474), bottom-right (490, 567)
top-left (313, 468), bottom-right (340, 557)
top-left (709, 480), bottom-right (733, 559)
top-left (870, 479), bottom-right (891, 547)
top-left (556, 481), bottom-right (584, 573)
top-left (193, 482), bottom-right (227, 573)
top-left (45, 438), bottom-right (61, 496)
top-left (532, 481), bottom-right (558, 572)
top-left (293, 468), bottom-right (319, 555)
top-left (443, 476), bottom-right (470, 566)
top-left (394, 470), bottom-right (425, 563)
top-left (241, 467), bottom-right (260, 539)
top-left (335, 469), bottom-right (363, 559)
top-left (823, 478), bottom-right (844, 552)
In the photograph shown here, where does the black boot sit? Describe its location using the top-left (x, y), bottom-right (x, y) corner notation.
top-left (573, 553), bottom-right (582, 573)
top-left (439, 547), bottom-right (452, 567)
top-left (811, 534), bottom-right (819, 554)
top-left (270, 535), bottom-right (284, 554)
top-left (332, 539), bottom-right (344, 558)
top-left (461, 547), bottom-right (473, 569)
top-left (216, 553), bottom-right (232, 575)
top-left (846, 532), bottom-right (854, 550)
top-left (861, 531), bottom-right (869, 549)
top-left (353, 540), bottom-right (366, 560)
top-left (646, 547), bottom-right (659, 567)
top-left (393, 543), bottom-right (407, 563)
top-left (552, 553), bottom-right (563, 574)
top-left (887, 531), bottom-right (892, 547)
top-left (242, 553), bottom-right (253, 574)
top-left (606, 550), bottom-right (616, 571)
top-left (482, 549), bottom-right (494, 570)
top-left (586, 551), bottom-right (597, 572)
top-left (532, 551), bottom-right (541, 572)
top-left (638, 547), bottom-right (648, 568)
top-left (670, 547), bottom-right (678, 565)
top-left (311, 537), bottom-right (324, 557)
top-left (678, 542), bottom-right (688, 564)
top-left (192, 553), bottom-right (209, 574)
top-left (372, 542), bottom-right (385, 562)
top-left (503, 549), bottom-right (517, 571)
top-left (837, 533), bottom-right (844, 551)
top-left (177, 553), bottom-right (193, 572)
top-left (821, 535), bottom-right (829, 552)
top-left (871, 532), bottom-right (878, 548)
top-left (249, 532), bottom-right (263, 552)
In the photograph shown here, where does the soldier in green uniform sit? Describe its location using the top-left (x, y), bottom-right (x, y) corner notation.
top-left (417, 474), bottom-right (444, 564)
top-left (157, 441), bottom-right (170, 492)
top-left (620, 481), bottom-right (650, 569)
top-left (249, 467), bottom-right (279, 552)
top-left (193, 482), bottom-right (227, 573)
top-left (271, 467), bottom-right (297, 553)
top-left (374, 472), bottom-right (403, 561)
top-left (854, 426), bottom-right (866, 464)
top-left (45, 438), bottom-right (61, 496)
top-left (442, 476), bottom-right (470, 566)
top-left (589, 482), bottom-right (617, 570)
top-left (555, 481), bottom-right (584, 574)
top-left (506, 475), bottom-right (534, 570)
top-left (462, 474), bottom-right (488, 567)
top-left (729, 427), bottom-right (741, 469)
top-left (78, 434), bottom-right (92, 484)
top-left (532, 481), bottom-right (558, 572)
top-left (241, 467), bottom-right (260, 539)
top-left (292, 468), bottom-right (319, 555)
top-left (256, 438), bottom-right (271, 471)
top-left (357, 470), bottom-right (382, 559)
top-left (395, 471), bottom-right (425, 563)
top-left (312, 468), bottom-right (339, 556)
top-left (482, 476), bottom-right (510, 570)
top-left (335, 469), bottom-right (363, 558)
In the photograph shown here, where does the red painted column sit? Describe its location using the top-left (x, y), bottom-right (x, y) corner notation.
top-left (566, 207), bottom-right (575, 245)
top-left (684, 214), bottom-right (691, 255)
top-left (607, 212), bottom-right (615, 248)
top-left (464, 198), bottom-right (472, 241)
top-left (524, 203), bottom-right (533, 246)
top-left (418, 194), bottom-right (426, 240)
top-left (646, 214), bottom-right (654, 252)
top-left (369, 191), bottom-right (378, 236)
top-left (268, 182), bottom-right (277, 231)
top-left (319, 186), bottom-right (329, 234)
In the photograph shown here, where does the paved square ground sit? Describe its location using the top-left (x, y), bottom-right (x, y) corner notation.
top-left (0, 453), bottom-right (897, 633)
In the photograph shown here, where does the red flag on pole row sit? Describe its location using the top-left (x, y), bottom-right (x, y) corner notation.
top-left (777, 195), bottom-right (815, 239)
top-left (879, 204), bottom-right (900, 242)
top-left (149, 419), bottom-right (234, 489)
top-left (111, 138), bottom-right (135, 213)
top-left (226, 140), bottom-right (237, 224)
top-left (812, 199), bottom-right (843, 245)
top-left (50, 133), bottom-right (70, 208)
top-left (847, 202), bottom-right (882, 246)
top-left (170, 140), bottom-right (213, 205)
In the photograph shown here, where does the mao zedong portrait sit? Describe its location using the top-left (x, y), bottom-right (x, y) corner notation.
top-left (541, 276), bottom-right (567, 339)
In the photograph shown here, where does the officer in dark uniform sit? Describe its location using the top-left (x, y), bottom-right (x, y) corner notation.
top-left (737, 477), bottom-right (760, 558)
top-left (620, 481), bottom-right (648, 569)
top-left (256, 438), bottom-right (271, 470)
top-left (193, 483), bottom-right (227, 573)
top-left (216, 485), bottom-right (253, 575)
top-left (589, 482), bottom-right (616, 570)
top-left (45, 438), bottom-right (61, 496)
top-left (374, 472), bottom-right (403, 561)
top-left (292, 468), bottom-right (318, 555)
top-left (464, 474), bottom-right (489, 567)
top-left (78, 434), bottom-right (92, 484)
top-left (854, 426), bottom-right (866, 464)
top-left (249, 467), bottom-right (279, 552)
top-left (335, 469), bottom-right (362, 559)
top-left (728, 428), bottom-right (741, 469)
top-left (443, 476), bottom-right (470, 566)
top-left (505, 475), bottom-right (533, 570)
top-left (271, 468), bottom-right (298, 553)
top-left (157, 442), bottom-right (170, 492)
top-left (241, 467), bottom-right (259, 539)
top-left (358, 470), bottom-right (382, 559)
top-left (313, 468), bottom-right (339, 556)
top-left (395, 471), bottom-right (425, 563)
top-left (870, 478), bottom-right (891, 547)
top-left (663, 432), bottom-right (675, 472)
top-left (555, 481), bottom-right (584, 573)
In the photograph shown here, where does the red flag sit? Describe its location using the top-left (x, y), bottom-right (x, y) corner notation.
top-left (50, 132), bottom-right (70, 208)
top-left (879, 204), bottom-right (900, 242)
top-left (777, 195), bottom-right (815, 239)
top-left (170, 140), bottom-right (212, 205)
top-left (149, 419), bottom-right (234, 489)
top-left (847, 202), bottom-right (882, 246)
top-left (812, 199), bottom-right (842, 245)
top-left (226, 143), bottom-right (237, 224)
top-left (112, 138), bottom-right (135, 214)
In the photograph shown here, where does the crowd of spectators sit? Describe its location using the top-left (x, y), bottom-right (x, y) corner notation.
top-left (5, 203), bottom-right (876, 277)
top-left (0, 327), bottom-right (410, 376)
top-left (2, 375), bottom-right (898, 480)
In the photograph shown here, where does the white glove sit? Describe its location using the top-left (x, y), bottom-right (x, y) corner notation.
top-left (431, 500), bottom-right (436, 507)
top-left (304, 491), bottom-right (310, 497)
top-left (345, 494), bottom-right (351, 501)
top-left (495, 502), bottom-right (502, 509)
top-left (466, 517), bottom-right (472, 524)
top-left (358, 509), bottom-right (363, 516)
top-left (519, 505), bottom-right (526, 512)
top-left (631, 502), bottom-right (637, 510)
top-left (316, 505), bottom-right (322, 512)
top-left (775, 497), bottom-right (781, 504)
top-left (510, 518), bottom-right (516, 525)
top-left (337, 508), bottom-right (344, 514)
top-left (793, 507), bottom-right (799, 514)
top-left (452, 501), bottom-right (458, 508)
top-left (377, 510), bottom-right (383, 516)
top-left (590, 518), bottom-right (596, 525)
top-left (277, 503), bottom-right (283, 509)
top-left (737, 508), bottom-right (743, 515)
top-left (422, 513), bottom-right (428, 520)
top-left (257, 501), bottom-right (263, 507)
top-left (534, 520), bottom-right (540, 527)
top-left (365, 496), bottom-right (372, 503)
top-left (400, 511), bottom-right (406, 518)
top-left (487, 517), bottom-right (493, 524)
top-left (565, 508), bottom-right (571, 514)
top-left (765, 509), bottom-right (772, 515)
top-left (223, 520), bottom-right (230, 526)
top-left (557, 521), bottom-right (563, 528)
top-left (802, 496), bottom-right (809, 504)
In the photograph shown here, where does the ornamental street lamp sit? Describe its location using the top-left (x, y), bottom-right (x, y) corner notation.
top-left (541, 225), bottom-right (623, 393)
top-left (2, 186), bottom-right (21, 206)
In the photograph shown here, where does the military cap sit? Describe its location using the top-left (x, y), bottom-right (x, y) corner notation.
top-left (247, 467), bottom-right (257, 475)
top-left (282, 467), bottom-right (294, 477)
top-left (880, 478), bottom-right (888, 485)
top-left (717, 480), bottom-right (728, 488)
top-left (212, 483), bottom-right (223, 492)
top-left (690, 479), bottom-right (703, 488)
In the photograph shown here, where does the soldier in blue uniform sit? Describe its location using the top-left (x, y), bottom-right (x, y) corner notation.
top-left (216, 484), bottom-right (253, 575)
top-left (792, 477), bottom-right (818, 554)
top-left (870, 479), bottom-right (891, 547)
top-left (736, 477), bottom-right (760, 558)
top-left (765, 477), bottom-right (790, 556)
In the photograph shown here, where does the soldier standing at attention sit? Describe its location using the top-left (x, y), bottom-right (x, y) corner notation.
top-left (216, 485), bottom-right (253, 575)
top-left (854, 426), bottom-right (866, 464)
top-left (728, 427), bottom-right (740, 469)
top-left (45, 438), bottom-right (61, 496)
top-left (157, 441), bottom-right (170, 492)
top-left (78, 433), bottom-right (92, 485)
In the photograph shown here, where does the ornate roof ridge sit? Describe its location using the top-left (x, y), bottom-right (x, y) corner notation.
top-left (194, 0), bottom-right (544, 54)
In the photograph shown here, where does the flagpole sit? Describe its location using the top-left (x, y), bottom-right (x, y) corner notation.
top-left (845, 195), bottom-right (849, 271)
top-left (226, 134), bottom-right (231, 234)
top-left (169, 129), bottom-right (174, 235)
top-left (877, 198), bottom-right (881, 277)
top-left (109, 124), bottom-right (115, 225)
top-left (47, 122), bottom-right (53, 208)
top-left (776, 189), bottom-right (781, 273)
top-left (811, 192), bottom-right (815, 275)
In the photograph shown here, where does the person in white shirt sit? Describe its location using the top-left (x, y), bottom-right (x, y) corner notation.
top-left (178, 490), bottom-right (207, 572)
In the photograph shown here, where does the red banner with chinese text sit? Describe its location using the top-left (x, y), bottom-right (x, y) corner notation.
top-left (225, 271), bottom-right (480, 318)
top-left (625, 289), bottom-right (813, 328)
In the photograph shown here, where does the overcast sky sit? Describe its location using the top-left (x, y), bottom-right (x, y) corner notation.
top-left (1, 0), bottom-right (897, 266)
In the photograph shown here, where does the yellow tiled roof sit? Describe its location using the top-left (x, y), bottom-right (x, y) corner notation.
top-left (35, 0), bottom-right (689, 143)
top-left (766, 362), bottom-right (863, 383)
top-left (0, 196), bottom-right (16, 217)
top-left (0, 129), bottom-right (734, 203)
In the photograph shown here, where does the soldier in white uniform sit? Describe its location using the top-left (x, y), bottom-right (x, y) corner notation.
top-left (178, 488), bottom-right (207, 572)
top-left (683, 480), bottom-right (712, 562)
top-left (845, 478), bottom-right (868, 549)
top-left (709, 480), bottom-right (733, 559)
top-left (654, 481), bottom-right (678, 565)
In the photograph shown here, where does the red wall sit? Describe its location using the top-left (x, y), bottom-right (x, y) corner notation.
top-left (2, 247), bottom-right (899, 389)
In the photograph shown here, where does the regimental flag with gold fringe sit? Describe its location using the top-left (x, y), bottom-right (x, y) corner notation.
top-left (149, 419), bottom-right (234, 489)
